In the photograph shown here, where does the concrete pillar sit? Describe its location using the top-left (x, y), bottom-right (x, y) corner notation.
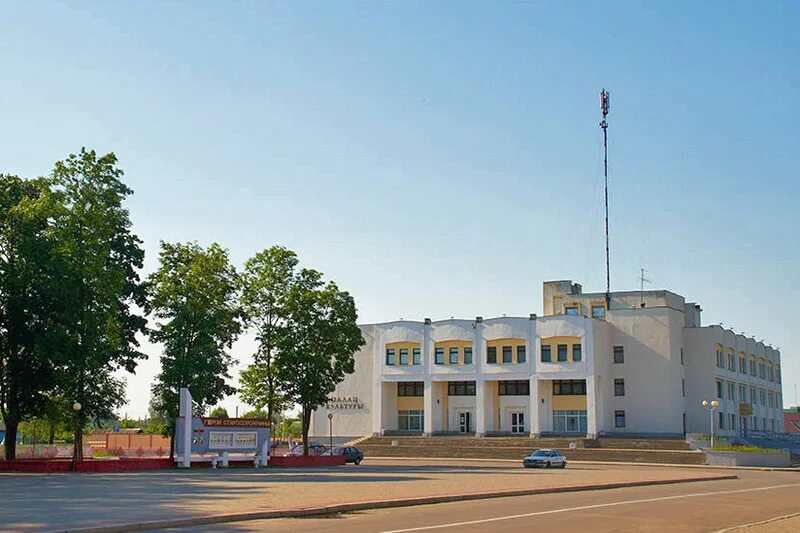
top-left (475, 380), bottom-right (486, 436)
top-left (586, 376), bottom-right (598, 439)
top-left (529, 378), bottom-right (540, 437)
top-left (423, 380), bottom-right (434, 435)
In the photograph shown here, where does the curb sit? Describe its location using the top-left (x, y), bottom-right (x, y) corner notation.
top-left (47, 474), bottom-right (738, 533)
top-left (367, 456), bottom-right (800, 472)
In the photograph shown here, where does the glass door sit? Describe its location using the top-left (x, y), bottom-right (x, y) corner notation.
top-left (458, 411), bottom-right (472, 433)
top-left (511, 412), bottom-right (525, 434)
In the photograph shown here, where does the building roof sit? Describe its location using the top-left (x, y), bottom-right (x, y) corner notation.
top-left (783, 411), bottom-right (800, 433)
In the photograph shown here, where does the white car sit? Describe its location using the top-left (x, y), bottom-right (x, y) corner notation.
top-left (522, 449), bottom-right (567, 468)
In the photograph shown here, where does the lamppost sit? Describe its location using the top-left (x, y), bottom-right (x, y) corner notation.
top-left (71, 402), bottom-right (82, 471)
top-left (702, 399), bottom-right (719, 448)
top-left (327, 413), bottom-right (334, 450)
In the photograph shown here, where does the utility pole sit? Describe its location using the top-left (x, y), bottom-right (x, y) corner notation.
top-left (600, 89), bottom-right (611, 306)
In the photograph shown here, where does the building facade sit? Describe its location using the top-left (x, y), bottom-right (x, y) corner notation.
top-left (311, 281), bottom-right (784, 440)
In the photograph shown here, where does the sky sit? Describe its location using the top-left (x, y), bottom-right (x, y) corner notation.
top-left (1, 1), bottom-right (798, 417)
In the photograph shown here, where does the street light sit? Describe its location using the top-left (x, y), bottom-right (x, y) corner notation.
top-left (71, 402), bottom-right (82, 471)
top-left (327, 413), bottom-right (334, 451)
top-left (702, 399), bottom-right (719, 448)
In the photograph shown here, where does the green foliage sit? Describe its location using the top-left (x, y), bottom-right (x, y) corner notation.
top-left (209, 406), bottom-right (230, 418)
top-left (238, 246), bottom-right (298, 427)
top-left (0, 174), bottom-right (62, 459)
top-left (48, 149), bottom-right (148, 458)
top-left (712, 445), bottom-right (782, 453)
top-left (276, 268), bottom-right (364, 453)
top-left (147, 241), bottom-right (241, 438)
top-left (242, 408), bottom-right (267, 419)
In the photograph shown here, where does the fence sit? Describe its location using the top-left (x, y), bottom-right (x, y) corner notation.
top-left (87, 433), bottom-right (171, 450)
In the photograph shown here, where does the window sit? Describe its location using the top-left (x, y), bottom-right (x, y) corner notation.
top-left (399, 348), bottom-right (409, 365)
top-left (768, 392), bottom-right (774, 408)
top-left (716, 348), bottom-right (724, 368)
top-left (449, 347), bottom-right (459, 365)
top-left (463, 347), bottom-right (473, 365)
top-left (487, 346), bottom-right (497, 364)
top-left (541, 345), bottom-right (551, 363)
top-left (681, 348), bottom-right (684, 365)
top-left (727, 381), bottom-right (735, 401)
top-left (502, 346), bottom-right (513, 363)
top-left (499, 380), bottom-right (530, 396)
top-left (397, 382), bottom-right (424, 396)
top-left (682, 378), bottom-right (685, 397)
top-left (572, 344), bottom-right (582, 362)
top-left (398, 410), bottom-right (424, 431)
top-left (759, 389), bottom-right (766, 406)
top-left (614, 378), bottom-right (625, 396)
top-left (730, 413), bottom-right (736, 431)
top-left (386, 348), bottom-right (395, 365)
top-left (727, 352), bottom-right (735, 371)
top-left (553, 380), bottom-right (586, 395)
top-left (739, 354), bottom-right (746, 374)
top-left (615, 410), bottom-right (626, 428)
top-left (435, 347), bottom-right (444, 365)
top-left (591, 305), bottom-right (606, 319)
top-left (759, 359), bottom-right (766, 379)
top-left (517, 345), bottom-right (526, 363)
top-left (768, 365), bottom-right (774, 382)
top-left (565, 306), bottom-right (579, 316)
top-left (412, 348), bottom-right (421, 365)
top-left (749, 357), bottom-right (756, 376)
top-left (557, 344), bottom-right (568, 362)
top-left (716, 380), bottom-right (723, 398)
top-left (776, 365), bottom-right (781, 383)
top-left (613, 346), bottom-right (624, 364)
top-left (750, 387), bottom-right (757, 404)
top-left (448, 381), bottom-right (476, 396)
top-left (718, 411), bottom-right (725, 430)
top-left (739, 384), bottom-right (746, 402)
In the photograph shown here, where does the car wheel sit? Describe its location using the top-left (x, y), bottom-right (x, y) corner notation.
top-left (546, 461), bottom-right (551, 468)
top-left (561, 462), bottom-right (567, 469)
top-left (355, 459), bottom-right (361, 465)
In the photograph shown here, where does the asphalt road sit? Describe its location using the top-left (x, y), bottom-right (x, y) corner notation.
top-left (159, 468), bottom-right (800, 533)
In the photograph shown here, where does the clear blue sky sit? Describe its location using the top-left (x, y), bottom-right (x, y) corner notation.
top-left (1, 1), bottom-right (798, 416)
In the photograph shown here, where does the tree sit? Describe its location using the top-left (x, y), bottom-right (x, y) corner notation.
top-left (209, 406), bottom-right (229, 418)
top-left (0, 174), bottom-right (61, 460)
top-left (147, 241), bottom-right (241, 458)
top-left (238, 247), bottom-right (297, 430)
top-left (242, 408), bottom-right (267, 419)
top-left (49, 149), bottom-right (148, 461)
top-left (276, 269), bottom-right (364, 454)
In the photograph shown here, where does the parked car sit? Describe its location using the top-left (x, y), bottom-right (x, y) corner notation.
top-left (522, 449), bottom-right (567, 469)
top-left (323, 446), bottom-right (364, 465)
top-left (283, 444), bottom-right (326, 457)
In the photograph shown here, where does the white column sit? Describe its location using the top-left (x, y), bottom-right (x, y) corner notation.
top-left (178, 388), bottom-right (192, 468)
top-left (475, 379), bottom-right (486, 436)
top-left (529, 378), bottom-right (540, 437)
top-left (423, 380), bottom-right (434, 435)
top-left (373, 328), bottom-right (383, 435)
top-left (586, 376), bottom-right (598, 439)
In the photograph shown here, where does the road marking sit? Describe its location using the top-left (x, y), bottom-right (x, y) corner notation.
top-left (380, 483), bottom-right (800, 532)
top-left (712, 511), bottom-right (800, 532)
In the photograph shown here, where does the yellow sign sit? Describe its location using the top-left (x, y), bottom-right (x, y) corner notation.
top-left (738, 402), bottom-right (753, 416)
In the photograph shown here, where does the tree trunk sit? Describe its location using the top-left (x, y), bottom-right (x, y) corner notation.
top-left (3, 420), bottom-right (19, 460)
top-left (48, 422), bottom-right (56, 445)
top-left (301, 407), bottom-right (311, 456)
top-left (74, 418), bottom-right (84, 461)
top-left (169, 433), bottom-right (175, 460)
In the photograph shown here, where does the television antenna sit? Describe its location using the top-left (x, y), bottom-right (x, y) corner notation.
top-left (639, 268), bottom-right (651, 307)
top-left (600, 89), bottom-right (611, 305)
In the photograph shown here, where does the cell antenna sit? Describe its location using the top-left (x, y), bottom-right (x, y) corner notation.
top-left (600, 89), bottom-right (611, 306)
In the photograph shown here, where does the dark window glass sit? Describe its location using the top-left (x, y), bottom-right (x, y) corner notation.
top-left (435, 348), bottom-right (444, 365)
top-left (572, 344), bottom-right (582, 362)
top-left (397, 382), bottom-right (424, 397)
top-left (541, 345), bottom-right (551, 362)
top-left (448, 381), bottom-right (476, 396)
top-left (487, 346), bottom-right (497, 364)
top-left (557, 344), bottom-right (568, 362)
top-left (499, 380), bottom-right (530, 396)
top-left (716, 380), bottom-right (723, 398)
top-left (615, 410), bottom-right (626, 428)
top-left (412, 348), bottom-right (421, 365)
top-left (449, 347), bottom-right (459, 364)
top-left (386, 349), bottom-right (395, 365)
top-left (613, 346), bottom-right (624, 364)
top-left (517, 345), bottom-right (526, 363)
top-left (399, 348), bottom-right (409, 365)
top-left (464, 347), bottom-right (473, 364)
top-left (502, 346), bottom-right (512, 363)
top-left (565, 306), bottom-right (579, 316)
top-left (553, 380), bottom-right (586, 395)
top-left (614, 378), bottom-right (625, 396)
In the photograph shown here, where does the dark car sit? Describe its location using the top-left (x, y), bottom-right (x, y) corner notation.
top-left (323, 446), bottom-right (364, 465)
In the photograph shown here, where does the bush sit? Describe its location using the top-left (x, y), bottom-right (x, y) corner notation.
top-left (135, 447), bottom-right (145, 458)
top-left (92, 449), bottom-right (115, 459)
top-left (712, 445), bottom-right (781, 453)
top-left (155, 446), bottom-right (166, 458)
top-left (111, 446), bottom-right (127, 458)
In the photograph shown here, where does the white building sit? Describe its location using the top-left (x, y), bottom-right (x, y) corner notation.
top-left (311, 281), bottom-right (784, 440)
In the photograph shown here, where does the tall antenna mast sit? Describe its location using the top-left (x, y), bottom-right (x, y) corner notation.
top-left (600, 89), bottom-right (611, 306)
top-left (639, 267), bottom-right (651, 307)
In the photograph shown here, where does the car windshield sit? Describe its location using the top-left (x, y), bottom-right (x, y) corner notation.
top-left (532, 451), bottom-right (549, 457)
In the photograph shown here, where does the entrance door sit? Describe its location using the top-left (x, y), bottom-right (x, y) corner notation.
top-left (458, 411), bottom-right (472, 434)
top-left (511, 412), bottom-right (525, 434)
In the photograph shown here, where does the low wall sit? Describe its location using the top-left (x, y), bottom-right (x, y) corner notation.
top-left (705, 451), bottom-right (791, 467)
top-left (0, 458), bottom-right (174, 473)
top-left (269, 455), bottom-right (345, 467)
top-left (87, 433), bottom-right (171, 450)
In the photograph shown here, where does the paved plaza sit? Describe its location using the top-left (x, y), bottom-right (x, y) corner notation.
top-left (0, 459), bottom-right (796, 532)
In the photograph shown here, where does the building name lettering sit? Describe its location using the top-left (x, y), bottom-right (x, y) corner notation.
top-left (326, 396), bottom-right (365, 410)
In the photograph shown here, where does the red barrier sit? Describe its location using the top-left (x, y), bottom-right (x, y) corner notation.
top-left (269, 455), bottom-right (345, 467)
top-left (0, 458), bottom-right (173, 473)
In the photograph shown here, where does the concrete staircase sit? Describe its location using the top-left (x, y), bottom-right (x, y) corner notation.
top-left (358, 435), bottom-right (706, 465)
